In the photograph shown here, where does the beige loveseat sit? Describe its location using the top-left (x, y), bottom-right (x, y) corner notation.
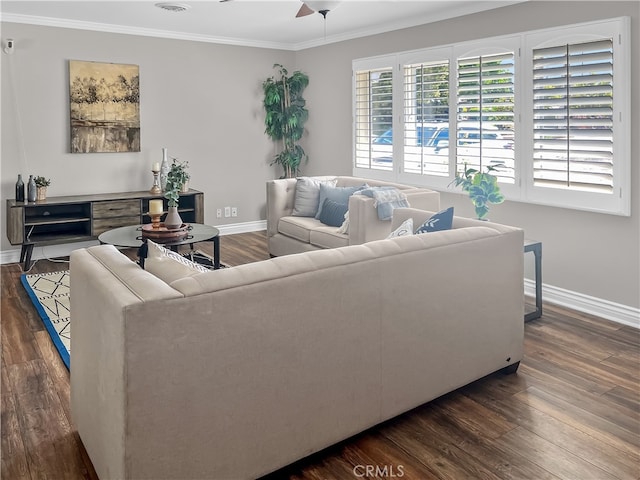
top-left (266, 175), bottom-right (440, 256)
top-left (70, 218), bottom-right (524, 480)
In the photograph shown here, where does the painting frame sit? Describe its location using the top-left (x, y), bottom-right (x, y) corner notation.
top-left (69, 60), bottom-right (140, 153)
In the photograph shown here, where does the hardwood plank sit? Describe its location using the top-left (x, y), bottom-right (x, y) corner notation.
top-left (1, 393), bottom-right (30, 480)
top-left (495, 425), bottom-right (618, 480)
top-left (602, 385), bottom-right (640, 415)
top-left (402, 399), bottom-right (561, 480)
top-left (514, 386), bottom-right (640, 458)
top-left (521, 354), bottom-right (640, 428)
top-left (33, 330), bottom-right (72, 420)
top-left (1, 296), bottom-right (40, 365)
top-left (12, 362), bottom-right (92, 480)
top-left (462, 377), bottom-right (640, 479)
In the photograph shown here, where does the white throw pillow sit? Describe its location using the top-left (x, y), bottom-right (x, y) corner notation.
top-left (387, 218), bottom-right (414, 239)
top-left (144, 239), bottom-right (209, 284)
top-left (292, 177), bottom-right (337, 217)
top-left (337, 211), bottom-right (350, 235)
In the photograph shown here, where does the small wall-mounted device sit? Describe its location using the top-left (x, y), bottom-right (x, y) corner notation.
top-left (3, 39), bottom-right (15, 55)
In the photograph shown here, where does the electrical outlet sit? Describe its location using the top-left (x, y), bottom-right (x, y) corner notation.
top-left (216, 208), bottom-right (222, 218)
top-left (231, 207), bottom-right (237, 217)
top-left (224, 206), bottom-right (231, 217)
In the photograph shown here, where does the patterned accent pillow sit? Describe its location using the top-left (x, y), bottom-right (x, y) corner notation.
top-left (318, 199), bottom-right (349, 227)
top-left (144, 239), bottom-right (210, 284)
top-left (387, 218), bottom-right (414, 239)
top-left (415, 207), bottom-right (454, 234)
top-left (292, 177), bottom-right (337, 217)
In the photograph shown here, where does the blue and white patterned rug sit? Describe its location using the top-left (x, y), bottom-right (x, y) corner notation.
top-left (21, 270), bottom-right (70, 369)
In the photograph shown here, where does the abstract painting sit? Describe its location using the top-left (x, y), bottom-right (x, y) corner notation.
top-left (69, 60), bottom-right (140, 153)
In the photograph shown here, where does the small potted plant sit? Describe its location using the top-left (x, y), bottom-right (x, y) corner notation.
top-left (34, 176), bottom-right (51, 201)
top-left (450, 163), bottom-right (505, 220)
top-left (163, 160), bottom-right (189, 229)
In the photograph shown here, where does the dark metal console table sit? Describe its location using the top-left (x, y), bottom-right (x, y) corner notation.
top-left (524, 239), bottom-right (542, 322)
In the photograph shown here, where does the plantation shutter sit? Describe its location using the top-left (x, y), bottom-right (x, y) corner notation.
top-left (456, 52), bottom-right (515, 183)
top-left (354, 67), bottom-right (393, 170)
top-left (532, 39), bottom-right (614, 193)
top-left (403, 60), bottom-right (450, 176)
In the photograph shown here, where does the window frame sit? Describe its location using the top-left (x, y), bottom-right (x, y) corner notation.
top-left (352, 16), bottom-right (631, 216)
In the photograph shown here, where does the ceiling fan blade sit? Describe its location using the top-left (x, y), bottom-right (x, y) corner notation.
top-left (296, 3), bottom-right (314, 18)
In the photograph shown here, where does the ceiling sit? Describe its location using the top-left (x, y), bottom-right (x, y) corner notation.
top-left (0, 0), bottom-right (525, 50)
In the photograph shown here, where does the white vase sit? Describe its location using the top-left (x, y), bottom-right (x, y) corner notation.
top-left (164, 206), bottom-right (183, 229)
top-left (160, 148), bottom-right (169, 191)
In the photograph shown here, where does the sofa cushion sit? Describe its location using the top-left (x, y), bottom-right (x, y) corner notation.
top-left (143, 239), bottom-right (209, 284)
top-left (292, 177), bottom-right (337, 217)
top-left (318, 199), bottom-right (349, 227)
top-left (415, 207), bottom-right (454, 234)
top-left (387, 218), bottom-right (414, 239)
top-left (309, 226), bottom-right (349, 249)
top-left (278, 216), bottom-right (325, 243)
top-left (315, 184), bottom-right (366, 219)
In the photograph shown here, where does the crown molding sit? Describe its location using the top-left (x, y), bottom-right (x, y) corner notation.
top-left (2, 1), bottom-right (527, 52)
top-left (0, 12), bottom-right (296, 51)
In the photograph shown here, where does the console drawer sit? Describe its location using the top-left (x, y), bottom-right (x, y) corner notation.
top-left (93, 216), bottom-right (141, 236)
top-left (93, 200), bottom-right (140, 219)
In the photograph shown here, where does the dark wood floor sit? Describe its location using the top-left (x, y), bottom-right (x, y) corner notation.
top-left (2, 231), bottom-right (639, 480)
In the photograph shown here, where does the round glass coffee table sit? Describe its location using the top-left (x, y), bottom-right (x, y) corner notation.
top-left (98, 223), bottom-right (220, 269)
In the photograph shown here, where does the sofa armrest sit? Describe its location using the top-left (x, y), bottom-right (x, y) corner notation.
top-left (266, 178), bottom-right (298, 238)
top-left (404, 190), bottom-right (441, 212)
top-left (392, 207), bottom-right (521, 235)
top-left (348, 189), bottom-right (441, 245)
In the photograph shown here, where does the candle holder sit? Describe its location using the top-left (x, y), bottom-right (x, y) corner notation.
top-left (149, 212), bottom-right (163, 229)
top-left (149, 170), bottom-right (162, 195)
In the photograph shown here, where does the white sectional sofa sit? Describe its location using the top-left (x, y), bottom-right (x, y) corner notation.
top-left (70, 214), bottom-right (524, 480)
top-left (266, 175), bottom-right (440, 257)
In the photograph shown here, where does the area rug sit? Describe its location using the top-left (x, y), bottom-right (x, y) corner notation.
top-left (21, 270), bottom-right (70, 369)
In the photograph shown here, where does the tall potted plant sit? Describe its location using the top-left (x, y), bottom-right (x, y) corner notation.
top-left (263, 64), bottom-right (309, 178)
top-left (163, 160), bottom-right (189, 229)
top-left (450, 163), bottom-right (505, 220)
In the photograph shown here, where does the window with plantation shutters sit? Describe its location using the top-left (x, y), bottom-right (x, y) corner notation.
top-left (532, 39), bottom-right (613, 193)
top-left (354, 66), bottom-right (394, 171)
top-left (352, 17), bottom-right (629, 215)
top-left (403, 60), bottom-right (450, 176)
top-left (456, 51), bottom-right (515, 184)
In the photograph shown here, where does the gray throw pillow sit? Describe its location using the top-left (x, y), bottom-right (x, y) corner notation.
top-left (315, 184), bottom-right (366, 219)
top-left (318, 199), bottom-right (349, 227)
top-left (292, 177), bottom-right (337, 217)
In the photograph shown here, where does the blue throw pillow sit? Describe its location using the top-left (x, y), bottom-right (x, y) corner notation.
top-left (318, 199), bottom-right (349, 227)
top-left (315, 184), bottom-right (366, 219)
top-left (415, 207), bottom-right (454, 234)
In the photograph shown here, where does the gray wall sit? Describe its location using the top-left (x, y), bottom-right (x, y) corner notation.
top-left (1, 1), bottom-right (638, 311)
top-left (297, 1), bottom-right (640, 310)
top-left (1, 23), bottom-right (294, 241)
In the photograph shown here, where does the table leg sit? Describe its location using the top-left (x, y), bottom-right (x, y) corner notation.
top-left (22, 244), bottom-right (34, 271)
top-left (137, 242), bottom-right (148, 269)
top-left (524, 242), bottom-right (542, 322)
top-left (213, 236), bottom-right (220, 269)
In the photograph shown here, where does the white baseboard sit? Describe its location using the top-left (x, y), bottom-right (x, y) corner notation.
top-left (525, 279), bottom-right (639, 329)
top-left (217, 220), bottom-right (266, 236)
top-left (0, 220), bottom-right (267, 267)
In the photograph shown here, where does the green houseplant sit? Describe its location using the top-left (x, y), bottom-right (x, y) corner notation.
top-left (263, 64), bottom-right (309, 178)
top-left (34, 176), bottom-right (51, 201)
top-left (163, 160), bottom-right (189, 229)
top-left (163, 160), bottom-right (189, 207)
top-left (450, 163), bottom-right (505, 220)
